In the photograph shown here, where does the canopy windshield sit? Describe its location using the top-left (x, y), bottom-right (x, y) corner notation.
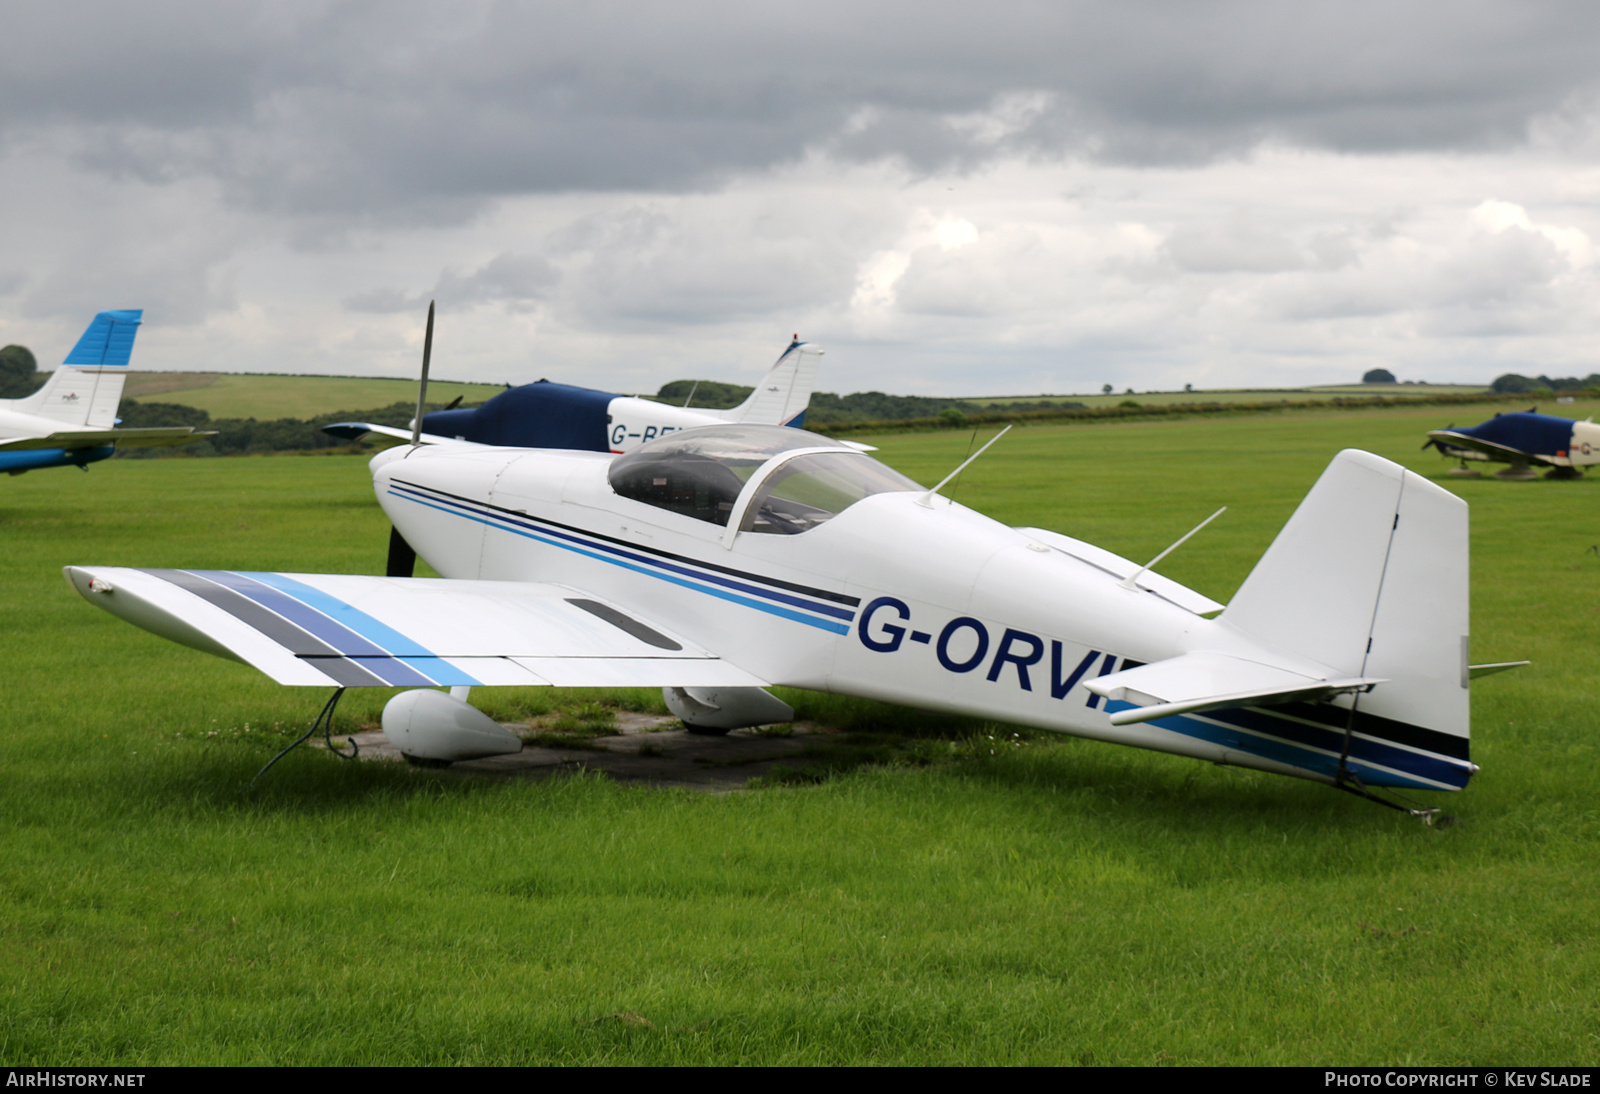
top-left (608, 424), bottom-right (920, 530)
top-left (739, 452), bottom-right (920, 535)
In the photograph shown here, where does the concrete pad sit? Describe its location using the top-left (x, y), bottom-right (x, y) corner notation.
top-left (324, 711), bottom-right (825, 793)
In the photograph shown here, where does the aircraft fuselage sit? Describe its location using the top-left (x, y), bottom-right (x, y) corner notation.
top-left (372, 442), bottom-right (1472, 792)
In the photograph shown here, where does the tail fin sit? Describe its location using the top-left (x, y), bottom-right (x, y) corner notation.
top-left (14, 310), bottom-right (142, 428)
top-left (1221, 449), bottom-right (1469, 744)
top-left (713, 339), bottom-right (824, 426)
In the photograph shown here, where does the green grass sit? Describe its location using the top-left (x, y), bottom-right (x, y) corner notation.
top-left (123, 373), bottom-right (510, 419)
top-left (1, 401), bottom-right (1597, 1064)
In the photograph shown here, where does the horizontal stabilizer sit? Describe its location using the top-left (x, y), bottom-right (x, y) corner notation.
top-left (1468, 660), bottom-right (1530, 679)
top-left (1084, 650), bottom-right (1382, 727)
top-left (65, 566), bottom-right (768, 689)
top-left (0, 427), bottom-right (210, 452)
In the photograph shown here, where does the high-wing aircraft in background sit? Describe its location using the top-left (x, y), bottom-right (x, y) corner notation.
top-left (1425, 410), bottom-right (1600, 479)
top-left (68, 409), bottom-right (1495, 817)
top-left (324, 338), bottom-right (829, 455)
top-left (0, 310), bottom-right (209, 475)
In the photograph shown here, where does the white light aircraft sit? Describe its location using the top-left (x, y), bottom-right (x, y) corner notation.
top-left (0, 310), bottom-right (208, 475)
top-left (325, 337), bottom-right (828, 455)
top-left (67, 405), bottom-right (1496, 815)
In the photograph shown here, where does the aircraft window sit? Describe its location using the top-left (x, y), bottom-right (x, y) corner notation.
top-left (607, 451), bottom-right (750, 526)
top-left (607, 425), bottom-right (821, 526)
top-left (740, 452), bottom-right (920, 535)
top-left (608, 425), bottom-right (919, 530)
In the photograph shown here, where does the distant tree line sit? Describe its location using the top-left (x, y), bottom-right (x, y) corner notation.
top-left (1489, 373), bottom-right (1600, 394)
top-left (113, 399), bottom-right (425, 458)
top-left (0, 345), bottom-right (40, 398)
top-left (651, 380), bottom-right (1084, 424)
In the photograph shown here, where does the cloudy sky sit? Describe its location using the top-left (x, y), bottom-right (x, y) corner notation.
top-left (4, 1), bottom-right (1600, 396)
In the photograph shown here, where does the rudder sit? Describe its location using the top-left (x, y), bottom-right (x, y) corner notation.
top-left (1221, 449), bottom-right (1469, 744)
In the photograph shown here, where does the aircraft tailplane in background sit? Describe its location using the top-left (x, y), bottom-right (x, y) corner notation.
top-left (0, 310), bottom-right (210, 475)
top-left (703, 339), bottom-right (824, 427)
top-left (8, 310), bottom-right (142, 429)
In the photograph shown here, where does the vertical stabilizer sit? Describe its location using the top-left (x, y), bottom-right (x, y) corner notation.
top-left (712, 340), bottom-right (824, 426)
top-left (15, 310), bottom-right (143, 428)
top-left (1221, 449), bottom-right (1469, 742)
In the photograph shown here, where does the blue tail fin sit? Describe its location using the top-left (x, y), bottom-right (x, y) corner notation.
top-left (15, 310), bottom-right (143, 427)
top-left (64, 310), bottom-right (143, 367)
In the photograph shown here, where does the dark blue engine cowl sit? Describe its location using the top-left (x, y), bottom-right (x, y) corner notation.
top-left (1449, 412), bottom-right (1574, 454)
top-left (420, 381), bottom-right (616, 451)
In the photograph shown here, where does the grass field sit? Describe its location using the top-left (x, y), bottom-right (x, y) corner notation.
top-left (2, 398), bottom-right (1597, 1065)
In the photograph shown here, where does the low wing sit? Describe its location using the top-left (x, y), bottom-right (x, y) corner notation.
top-left (322, 422), bottom-right (490, 448)
top-left (0, 427), bottom-right (210, 452)
top-left (1425, 429), bottom-right (1543, 465)
top-left (1083, 650), bottom-right (1381, 726)
top-left (65, 566), bottom-right (768, 689)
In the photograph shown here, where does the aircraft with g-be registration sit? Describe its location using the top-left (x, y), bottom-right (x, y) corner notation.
top-left (1424, 410), bottom-right (1600, 480)
top-left (0, 310), bottom-right (209, 475)
top-left (324, 337), bottom-right (829, 455)
top-left (66, 364), bottom-right (1511, 815)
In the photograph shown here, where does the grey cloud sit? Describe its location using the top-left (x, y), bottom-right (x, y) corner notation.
top-left (555, 198), bottom-right (887, 329)
top-left (345, 251), bottom-right (559, 313)
top-left (6, 1), bottom-right (1600, 222)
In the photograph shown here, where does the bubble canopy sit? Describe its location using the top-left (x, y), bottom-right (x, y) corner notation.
top-left (607, 424), bottom-right (921, 534)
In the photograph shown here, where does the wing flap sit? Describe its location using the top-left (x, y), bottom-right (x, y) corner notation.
top-left (1084, 650), bottom-right (1382, 727)
top-left (66, 566), bottom-right (767, 689)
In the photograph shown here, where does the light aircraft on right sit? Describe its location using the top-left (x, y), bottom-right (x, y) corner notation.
top-left (1425, 410), bottom-right (1600, 479)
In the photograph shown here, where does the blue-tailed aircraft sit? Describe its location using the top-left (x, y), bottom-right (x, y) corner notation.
top-left (0, 310), bottom-right (208, 475)
top-left (67, 398), bottom-right (1505, 816)
top-left (324, 337), bottom-right (827, 455)
top-left (1425, 410), bottom-right (1600, 479)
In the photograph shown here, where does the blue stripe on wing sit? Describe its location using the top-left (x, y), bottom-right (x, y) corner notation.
top-left (190, 570), bottom-right (481, 687)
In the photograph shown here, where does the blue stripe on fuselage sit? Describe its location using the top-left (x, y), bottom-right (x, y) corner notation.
top-left (387, 484), bottom-right (851, 635)
top-left (1108, 700), bottom-right (1472, 790)
top-left (0, 445), bottom-right (116, 473)
top-left (389, 483), bottom-right (856, 622)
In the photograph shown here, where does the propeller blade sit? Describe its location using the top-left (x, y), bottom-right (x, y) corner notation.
top-left (387, 526), bottom-right (417, 578)
top-left (411, 300), bottom-right (435, 446)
